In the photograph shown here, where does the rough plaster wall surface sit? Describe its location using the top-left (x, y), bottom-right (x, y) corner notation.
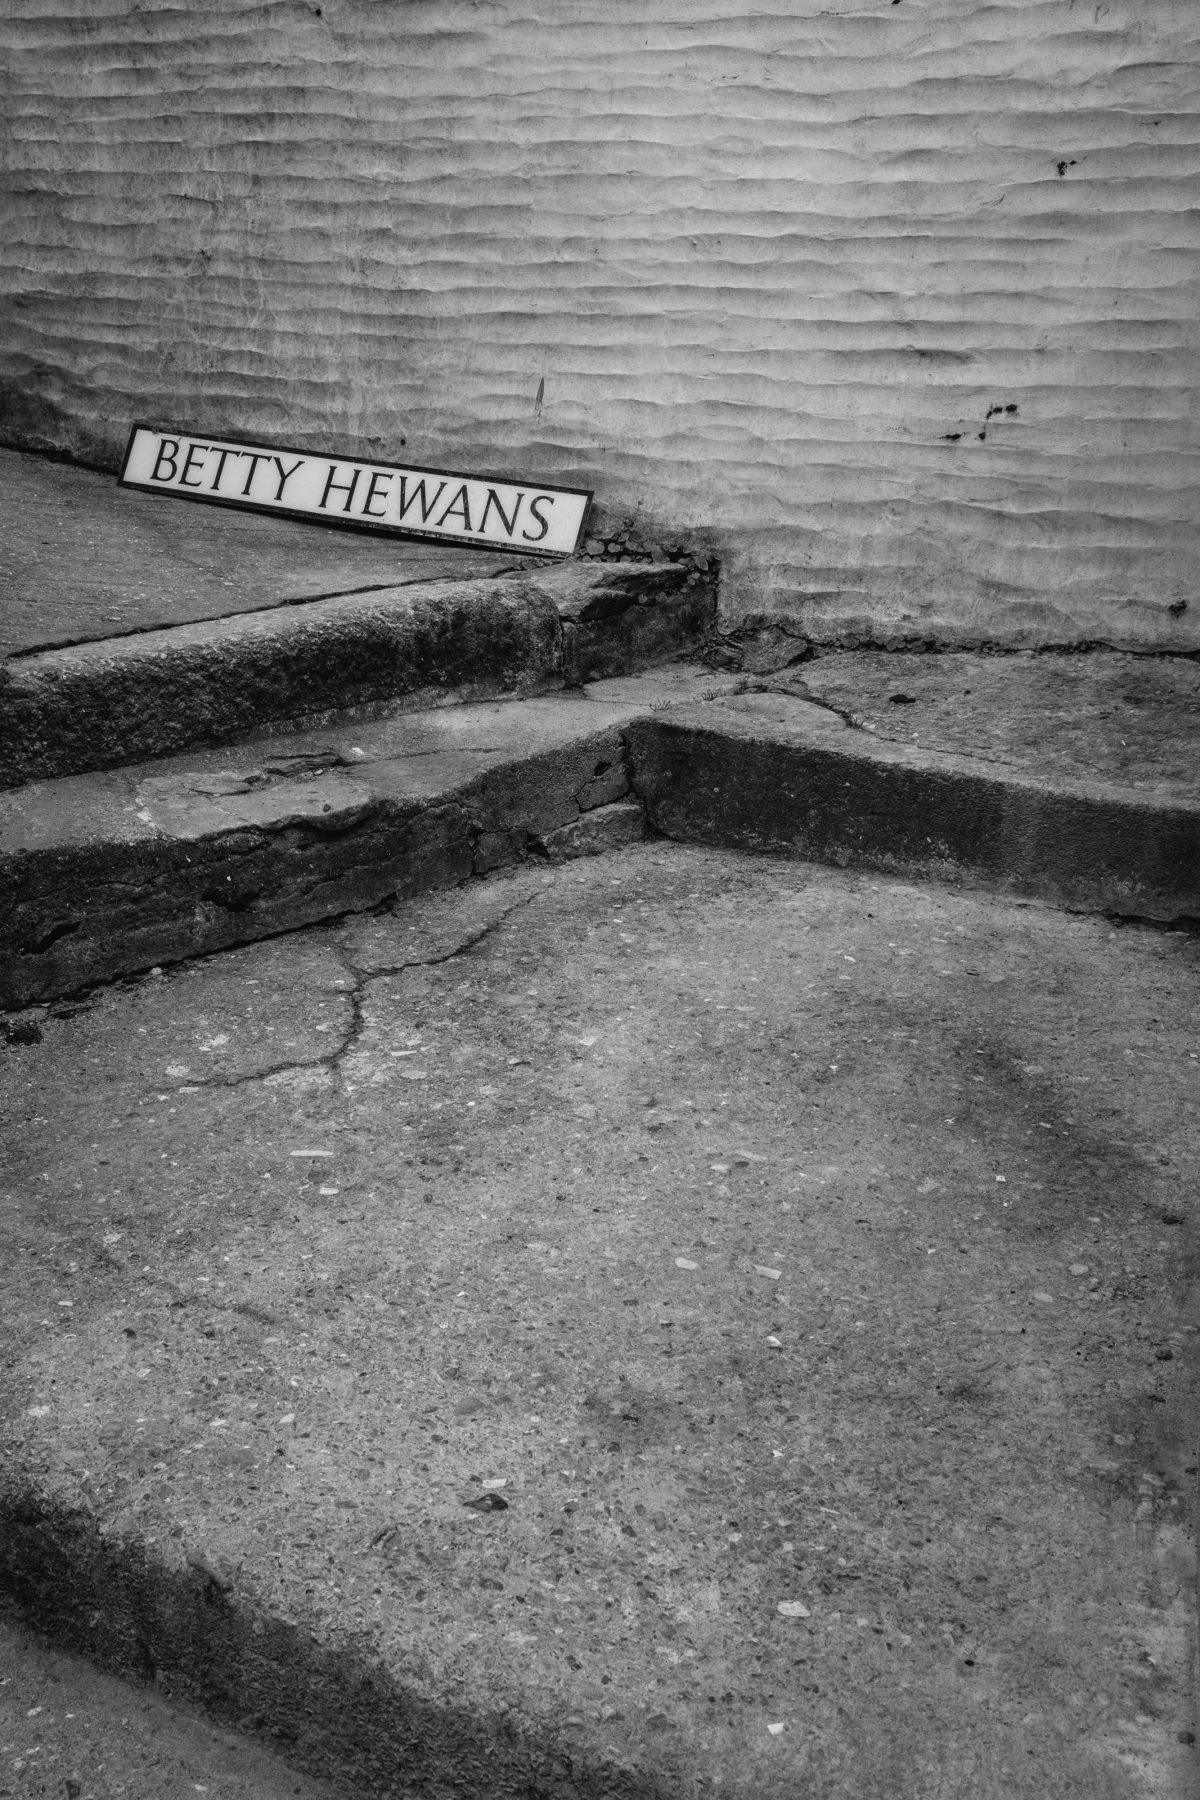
top-left (2, 0), bottom-right (1198, 647)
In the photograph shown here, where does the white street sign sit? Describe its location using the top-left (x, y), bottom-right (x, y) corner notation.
top-left (120, 426), bottom-right (591, 558)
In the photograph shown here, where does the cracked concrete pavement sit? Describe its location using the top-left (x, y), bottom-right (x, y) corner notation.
top-left (2, 842), bottom-right (1198, 1799)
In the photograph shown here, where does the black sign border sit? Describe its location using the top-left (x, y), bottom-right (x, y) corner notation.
top-left (118, 423), bottom-right (594, 559)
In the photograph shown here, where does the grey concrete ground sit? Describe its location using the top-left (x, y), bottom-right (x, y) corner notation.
top-left (1, 843), bottom-right (1197, 1799)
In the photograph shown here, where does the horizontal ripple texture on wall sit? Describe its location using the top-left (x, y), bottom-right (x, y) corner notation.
top-left (3, 0), bottom-right (1199, 645)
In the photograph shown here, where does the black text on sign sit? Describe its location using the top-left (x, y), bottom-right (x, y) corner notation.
top-left (119, 426), bottom-right (592, 557)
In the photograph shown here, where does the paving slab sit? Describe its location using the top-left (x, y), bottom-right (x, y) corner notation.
top-left (0, 845), bottom-right (1196, 1799)
top-left (0, 448), bottom-right (527, 658)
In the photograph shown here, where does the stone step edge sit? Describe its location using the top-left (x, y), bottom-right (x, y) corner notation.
top-left (0, 673), bottom-right (693, 1009)
top-left (627, 693), bottom-right (1200, 927)
top-left (3, 674), bottom-right (1197, 1013)
top-left (0, 560), bottom-right (716, 790)
top-left (0, 1482), bottom-right (632, 1800)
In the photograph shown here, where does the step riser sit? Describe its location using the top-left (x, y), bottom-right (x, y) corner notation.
top-left (628, 718), bottom-right (1200, 923)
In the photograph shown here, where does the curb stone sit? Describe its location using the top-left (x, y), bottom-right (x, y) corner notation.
top-left (626, 691), bottom-right (1200, 925)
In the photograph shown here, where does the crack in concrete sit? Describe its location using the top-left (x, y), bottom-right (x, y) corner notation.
top-left (329, 889), bottom-right (543, 1091)
top-left (757, 678), bottom-right (1030, 772)
top-left (166, 889), bottom-right (541, 1098)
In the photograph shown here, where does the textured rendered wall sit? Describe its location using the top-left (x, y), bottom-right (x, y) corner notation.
top-left (3, 0), bottom-right (1198, 647)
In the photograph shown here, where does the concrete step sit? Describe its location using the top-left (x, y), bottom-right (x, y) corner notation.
top-left (0, 560), bottom-right (716, 788)
top-left (0, 698), bottom-right (640, 1010)
top-left (3, 659), bottom-right (1197, 1012)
